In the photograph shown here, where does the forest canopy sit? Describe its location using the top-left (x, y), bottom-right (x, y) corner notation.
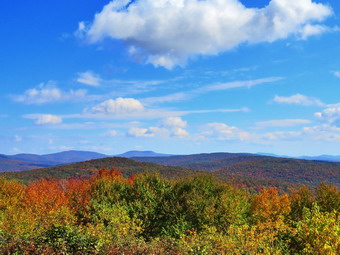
top-left (0, 169), bottom-right (339, 254)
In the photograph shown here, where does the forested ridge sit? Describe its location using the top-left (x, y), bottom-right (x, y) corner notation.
top-left (0, 169), bottom-right (339, 254)
top-left (134, 154), bottom-right (340, 187)
top-left (0, 157), bottom-right (299, 191)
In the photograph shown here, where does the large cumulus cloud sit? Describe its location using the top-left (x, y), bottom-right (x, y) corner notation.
top-left (79, 0), bottom-right (332, 68)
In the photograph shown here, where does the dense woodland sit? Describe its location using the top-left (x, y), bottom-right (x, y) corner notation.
top-left (0, 168), bottom-right (339, 254)
top-left (133, 154), bottom-right (340, 187)
top-left (0, 157), bottom-right (300, 192)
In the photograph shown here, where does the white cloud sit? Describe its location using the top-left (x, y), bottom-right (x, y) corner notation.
top-left (80, 0), bottom-right (332, 68)
top-left (262, 131), bottom-right (302, 141)
top-left (255, 119), bottom-right (311, 128)
top-left (202, 123), bottom-right (250, 141)
top-left (13, 83), bottom-right (87, 104)
top-left (34, 114), bottom-right (63, 125)
top-left (76, 71), bottom-right (102, 86)
top-left (315, 106), bottom-right (340, 126)
top-left (127, 127), bottom-right (155, 137)
top-left (331, 71), bottom-right (340, 78)
top-left (172, 128), bottom-right (189, 137)
top-left (161, 117), bottom-right (189, 137)
top-left (273, 94), bottom-right (325, 106)
top-left (161, 116), bottom-right (187, 128)
top-left (303, 124), bottom-right (340, 141)
top-left (198, 120), bottom-right (340, 144)
top-left (88, 97), bottom-right (145, 115)
top-left (127, 117), bottom-right (189, 138)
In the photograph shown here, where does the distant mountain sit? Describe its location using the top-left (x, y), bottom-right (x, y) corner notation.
top-left (8, 153), bottom-right (60, 166)
top-left (299, 155), bottom-right (340, 162)
top-left (116, 150), bottom-right (172, 158)
top-left (10, 150), bottom-right (108, 164)
top-left (0, 150), bottom-right (174, 173)
top-left (0, 157), bottom-right (48, 172)
top-left (1, 151), bottom-right (340, 188)
top-left (37, 150), bottom-right (109, 164)
top-left (257, 152), bottom-right (340, 162)
top-left (0, 150), bottom-right (109, 172)
top-left (256, 152), bottom-right (292, 158)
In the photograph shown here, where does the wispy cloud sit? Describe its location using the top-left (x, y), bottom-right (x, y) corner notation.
top-left (24, 114), bottom-right (63, 125)
top-left (53, 96), bottom-right (249, 121)
top-left (255, 119), bottom-right (311, 129)
top-left (12, 82), bottom-right (87, 104)
top-left (303, 124), bottom-right (340, 142)
top-left (78, 107), bottom-right (248, 120)
top-left (200, 77), bottom-right (283, 92)
top-left (13, 135), bottom-right (22, 142)
top-left (74, 97), bottom-right (242, 120)
top-left (315, 106), bottom-right (340, 127)
top-left (143, 77), bottom-right (282, 105)
top-left (198, 122), bottom-right (340, 144)
top-left (272, 94), bottom-right (325, 107)
top-left (142, 93), bottom-right (189, 105)
top-left (331, 71), bottom-right (340, 78)
top-left (76, 71), bottom-right (102, 86)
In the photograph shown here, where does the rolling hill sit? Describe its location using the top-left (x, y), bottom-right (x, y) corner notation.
top-left (133, 152), bottom-right (340, 187)
top-left (132, 152), bottom-right (272, 170)
top-left (0, 157), bottom-right (200, 183)
top-left (1, 152), bottom-right (339, 190)
top-left (1, 156), bottom-right (298, 191)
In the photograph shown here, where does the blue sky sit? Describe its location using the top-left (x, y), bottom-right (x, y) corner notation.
top-left (1, 0), bottom-right (340, 156)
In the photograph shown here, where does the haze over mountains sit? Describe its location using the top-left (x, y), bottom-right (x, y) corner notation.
top-left (116, 151), bottom-right (172, 158)
top-left (0, 150), bottom-right (171, 172)
top-left (1, 150), bottom-right (340, 173)
top-left (0, 150), bottom-right (339, 190)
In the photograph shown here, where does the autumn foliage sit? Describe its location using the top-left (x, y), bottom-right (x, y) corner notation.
top-left (0, 169), bottom-right (339, 254)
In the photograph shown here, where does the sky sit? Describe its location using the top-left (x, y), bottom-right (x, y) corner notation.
top-left (1, 0), bottom-right (340, 156)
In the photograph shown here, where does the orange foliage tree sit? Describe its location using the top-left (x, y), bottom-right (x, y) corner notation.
top-left (24, 178), bottom-right (70, 224)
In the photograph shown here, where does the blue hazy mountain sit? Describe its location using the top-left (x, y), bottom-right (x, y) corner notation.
top-left (116, 150), bottom-right (173, 158)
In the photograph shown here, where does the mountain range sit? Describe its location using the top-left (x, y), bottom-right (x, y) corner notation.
top-left (0, 150), bottom-right (340, 188)
top-left (1, 151), bottom-right (339, 189)
top-left (0, 150), bottom-right (170, 172)
top-left (0, 156), bottom-right (299, 191)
